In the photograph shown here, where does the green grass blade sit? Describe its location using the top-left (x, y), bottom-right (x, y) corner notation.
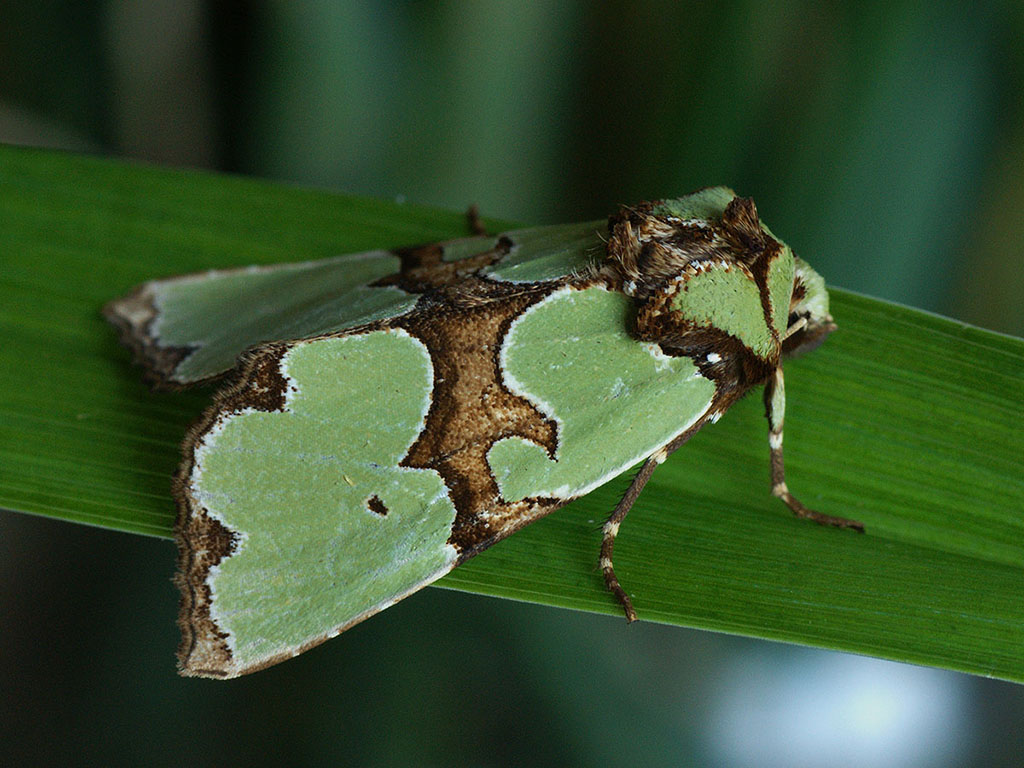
top-left (2, 145), bottom-right (1022, 681)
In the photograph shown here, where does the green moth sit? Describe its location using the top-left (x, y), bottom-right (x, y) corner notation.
top-left (105, 187), bottom-right (861, 679)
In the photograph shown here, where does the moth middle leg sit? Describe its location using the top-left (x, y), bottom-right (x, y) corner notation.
top-left (600, 451), bottom-right (665, 622)
top-left (600, 418), bottom-right (709, 622)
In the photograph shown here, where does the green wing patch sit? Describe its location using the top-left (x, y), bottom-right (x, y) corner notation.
top-left (483, 221), bottom-right (605, 283)
top-left (185, 328), bottom-right (458, 676)
top-left (489, 286), bottom-right (716, 501)
top-left (105, 252), bottom-right (416, 385)
top-left (105, 223), bottom-right (604, 387)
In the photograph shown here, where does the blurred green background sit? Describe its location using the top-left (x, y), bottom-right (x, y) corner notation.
top-left (2, 1), bottom-right (1023, 765)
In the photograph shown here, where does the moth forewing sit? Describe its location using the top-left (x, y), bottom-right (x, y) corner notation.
top-left (105, 187), bottom-right (857, 678)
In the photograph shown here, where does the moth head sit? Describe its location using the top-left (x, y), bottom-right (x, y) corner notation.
top-left (607, 188), bottom-right (834, 372)
top-left (782, 256), bottom-right (836, 358)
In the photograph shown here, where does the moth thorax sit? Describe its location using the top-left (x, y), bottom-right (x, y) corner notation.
top-left (605, 195), bottom-right (787, 366)
top-left (604, 195), bottom-right (769, 300)
top-left (630, 288), bottom-right (777, 388)
top-left (605, 208), bottom-right (709, 299)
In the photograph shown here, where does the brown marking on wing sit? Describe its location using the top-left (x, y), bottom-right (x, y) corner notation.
top-left (394, 277), bottom-right (566, 556)
top-left (372, 237), bottom-right (512, 293)
top-left (173, 512), bottom-right (235, 678)
top-left (171, 240), bottom-right (548, 675)
top-left (173, 344), bottom-right (291, 677)
top-left (102, 287), bottom-right (199, 390)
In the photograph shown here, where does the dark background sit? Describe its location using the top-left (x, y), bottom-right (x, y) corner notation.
top-left (2, 2), bottom-right (1023, 765)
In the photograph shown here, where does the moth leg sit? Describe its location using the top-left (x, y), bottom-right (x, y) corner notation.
top-left (601, 452), bottom-right (665, 622)
top-left (603, 431), bottom-right (693, 621)
top-left (765, 366), bottom-right (864, 531)
top-left (601, 418), bottom-right (711, 621)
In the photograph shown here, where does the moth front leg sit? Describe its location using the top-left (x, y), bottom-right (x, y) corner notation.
top-left (765, 366), bottom-right (864, 531)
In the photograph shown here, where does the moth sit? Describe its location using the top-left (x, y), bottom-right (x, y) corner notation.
top-left (105, 187), bottom-right (862, 679)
